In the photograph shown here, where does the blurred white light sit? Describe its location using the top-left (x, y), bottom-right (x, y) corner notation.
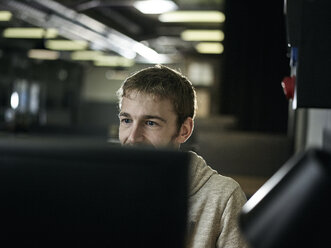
top-left (181, 30), bottom-right (224, 41)
top-left (28, 49), bottom-right (60, 60)
top-left (94, 55), bottom-right (135, 67)
top-left (195, 42), bottom-right (224, 54)
top-left (108, 33), bottom-right (137, 59)
top-left (159, 11), bottom-right (225, 23)
top-left (29, 83), bottom-right (40, 114)
top-left (71, 50), bottom-right (103, 60)
top-left (3, 28), bottom-right (58, 39)
top-left (0, 11), bottom-right (12, 21)
top-left (4, 28), bottom-right (44, 38)
top-left (133, 0), bottom-right (178, 14)
top-left (134, 42), bottom-right (159, 59)
top-left (10, 92), bottom-right (19, 109)
top-left (44, 28), bottom-right (58, 38)
top-left (45, 40), bottom-right (88, 50)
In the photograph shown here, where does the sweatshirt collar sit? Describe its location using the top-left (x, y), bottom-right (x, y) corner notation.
top-left (189, 151), bottom-right (217, 196)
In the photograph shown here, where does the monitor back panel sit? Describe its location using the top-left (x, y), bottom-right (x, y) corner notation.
top-left (0, 138), bottom-right (189, 248)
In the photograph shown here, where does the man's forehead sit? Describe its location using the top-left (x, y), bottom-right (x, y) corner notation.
top-left (120, 91), bottom-right (177, 120)
top-left (122, 91), bottom-right (175, 111)
top-left (124, 90), bottom-right (160, 101)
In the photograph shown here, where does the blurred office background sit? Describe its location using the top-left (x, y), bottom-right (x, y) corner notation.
top-left (0, 0), bottom-right (330, 197)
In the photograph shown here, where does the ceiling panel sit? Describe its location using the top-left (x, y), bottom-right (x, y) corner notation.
top-left (0, 0), bottom-right (225, 65)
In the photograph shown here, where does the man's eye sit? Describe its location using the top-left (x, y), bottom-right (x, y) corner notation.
top-left (146, 121), bottom-right (157, 126)
top-left (121, 118), bottom-right (132, 124)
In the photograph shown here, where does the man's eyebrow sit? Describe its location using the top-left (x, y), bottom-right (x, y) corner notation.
top-left (118, 112), bottom-right (130, 118)
top-left (118, 112), bottom-right (167, 123)
top-left (144, 115), bottom-right (167, 123)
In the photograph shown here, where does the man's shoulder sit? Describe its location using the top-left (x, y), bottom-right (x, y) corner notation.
top-left (188, 151), bottom-right (240, 190)
top-left (206, 173), bottom-right (242, 196)
top-left (188, 151), bottom-right (245, 199)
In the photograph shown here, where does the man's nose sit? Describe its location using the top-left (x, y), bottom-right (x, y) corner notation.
top-left (127, 124), bottom-right (144, 144)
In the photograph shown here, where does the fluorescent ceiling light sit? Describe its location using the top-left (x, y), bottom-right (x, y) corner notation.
top-left (94, 55), bottom-right (135, 67)
top-left (133, 42), bottom-right (160, 61)
top-left (45, 40), bottom-right (88, 50)
top-left (3, 28), bottom-right (44, 38)
top-left (3, 28), bottom-right (58, 38)
top-left (71, 50), bottom-right (103, 60)
top-left (133, 0), bottom-right (178, 14)
top-left (195, 42), bottom-right (224, 54)
top-left (44, 28), bottom-right (58, 38)
top-left (0, 11), bottom-right (12, 21)
top-left (159, 11), bottom-right (225, 23)
top-left (28, 49), bottom-right (60, 60)
top-left (181, 30), bottom-right (224, 41)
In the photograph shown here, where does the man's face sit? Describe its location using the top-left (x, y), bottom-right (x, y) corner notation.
top-left (118, 91), bottom-right (180, 148)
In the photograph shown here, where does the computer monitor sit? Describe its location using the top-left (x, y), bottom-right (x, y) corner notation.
top-left (239, 148), bottom-right (331, 248)
top-left (0, 137), bottom-right (190, 248)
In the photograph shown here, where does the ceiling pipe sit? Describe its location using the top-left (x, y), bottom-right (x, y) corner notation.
top-left (0, 0), bottom-right (169, 62)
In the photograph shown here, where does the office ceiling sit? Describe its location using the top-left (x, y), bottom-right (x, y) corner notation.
top-left (58, 0), bottom-right (225, 38)
top-left (0, 0), bottom-right (225, 64)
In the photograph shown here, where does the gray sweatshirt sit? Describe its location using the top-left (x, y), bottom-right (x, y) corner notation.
top-left (186, 152), bottom-right (248, 248)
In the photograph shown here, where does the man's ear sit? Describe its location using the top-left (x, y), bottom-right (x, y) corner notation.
top-left (175, 117), bottom-right (194, 144)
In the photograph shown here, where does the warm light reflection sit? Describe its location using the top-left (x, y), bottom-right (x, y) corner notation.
top-left (44, 28), bottom-right (58, 39)
top-left (4, 28), bottom-right (44, 38)
top-left (71, 50), bottom-right (103, 60)
top-left (3, 28), bottom-right (58, 38)
top-left (181, 30), bottom-right (224, 41)
top-left (195, 42), bottom-right (224, 54)
top-left (159, 11), bottom-right (225, 23)
top-left (28, 49), bottom-right (60, 60)
top-left (0, 11), bottom-right (12, 21)
top-left (45, 40), bottom-right (88, 50)
top-left (94, 55), bottom-right (135, 67)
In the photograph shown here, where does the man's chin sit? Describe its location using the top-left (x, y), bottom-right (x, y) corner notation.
top-left (122, 142), bottom-right (156, 149)
top-left (122, 142), bottom-right (178, 150)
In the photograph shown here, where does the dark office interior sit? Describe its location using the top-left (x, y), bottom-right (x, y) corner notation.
top-left (0, 0), bottom-right (330, 247)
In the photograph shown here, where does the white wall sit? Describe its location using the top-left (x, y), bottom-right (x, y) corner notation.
top-left (294, 108), bottom-right (331, 152)
top-left (306, 109), bottom-right (331, 148)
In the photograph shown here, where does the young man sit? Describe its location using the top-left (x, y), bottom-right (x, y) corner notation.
top-left (117, 64), bottom-right (248, 248)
